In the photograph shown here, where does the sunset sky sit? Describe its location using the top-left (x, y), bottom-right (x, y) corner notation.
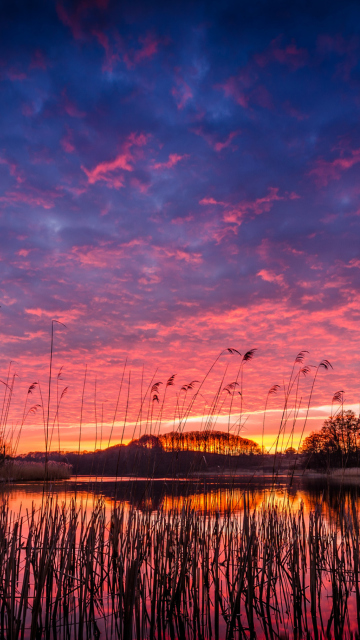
top-left (1, 0), bottom-right (360, 452)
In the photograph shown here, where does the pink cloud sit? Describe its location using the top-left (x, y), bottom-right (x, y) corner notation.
top-left (216, 69), bottom-right (274, 111)
top-left (213, 131), bottom-right (240, 152)
top-left (93, 30), bottom-right (163, 73)
top-left (82, 154), bottom-right (131, 186)
top-left (171, 214), bottom-right (194, 225)
top-left (192, 128), bottom-right (240, 152)
top-left (217, 76), bottom-right (249, 108)
top-left (347, 258), bottom-right (360, 269)
top-left (130, 177), bottom-right (150, 194)
top-left (171, 76), bottom-right (193, 110)
top-left (60, 128), bottom-right (75, 153)
top-left (82, 132), bottom-right (149, 187)
top-left (199, 197), bottom-right (227, 206)
top-left (309, 148), bottom-right (360, 186)
top-left (0, 186), bottom-right (61, 209)
top-left (199, 189), bottom-right (297, 233)
top-left (173, 249), bottom-right (202, 264)
top-left (71, 243), bottom-right (131, 268)
top-left (0, 157), bottom-right (23, 184)
top-left (255, 36), bottom-right (308, 70)
top-left (124, 33), bottom-right (161, 68)
top-left (25, 307), bottom-right (83, 321)
top-left (93, 30), bottom-right (120, 73)
top-left (152, 153), bottom-right (188, 170)
top-left (223, 187), bottom-right (285, 225)
top-left (71, 240), bottom-right (202, 273)
top-left (158, 247), bottom-right (203, 264)
top-left (257, 269), bottom-right (285, 286)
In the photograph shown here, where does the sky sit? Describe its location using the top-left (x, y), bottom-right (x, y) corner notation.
top-left (1, 0), bottom-right (360, 453)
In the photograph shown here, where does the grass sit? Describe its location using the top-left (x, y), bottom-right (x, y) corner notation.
top-left (0, 460), bottom-right (72, 481)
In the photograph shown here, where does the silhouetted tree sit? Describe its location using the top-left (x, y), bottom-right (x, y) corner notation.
top-left (302, 410), bottom-right (360, 468)
top-left (129, 435), bottom-right (163, 450)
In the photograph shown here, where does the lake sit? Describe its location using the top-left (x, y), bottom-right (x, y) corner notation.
top-left (1, 475), bottom-right (359, 639)
top-left (2, 472), bottom-right (358, 518)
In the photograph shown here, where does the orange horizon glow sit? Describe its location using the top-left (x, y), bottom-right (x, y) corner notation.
top-left (12, 393), bottom-right (354, 454)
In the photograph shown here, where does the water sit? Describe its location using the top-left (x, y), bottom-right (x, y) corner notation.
top-left (1, 475), bottom-right (360, 638)
top-left (2, 473), bottom-right (359, 518)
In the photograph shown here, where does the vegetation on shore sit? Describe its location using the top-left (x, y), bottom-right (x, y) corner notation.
top-left (0, 460), bottom-right (71, 481)
top-left (301, 410), bottom-right (360, 469)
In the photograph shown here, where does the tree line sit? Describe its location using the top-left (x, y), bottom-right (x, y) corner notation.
top-left (130, 430), bottom-right (261, 455)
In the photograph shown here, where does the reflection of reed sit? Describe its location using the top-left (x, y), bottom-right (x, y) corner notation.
top-left (1, 490), bottom-right (360, 638)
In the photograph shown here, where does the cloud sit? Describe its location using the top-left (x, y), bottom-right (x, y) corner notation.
top-left (222, 188), bottom-right (286, 225)
top-left (199, 197), bottom-right (227, 206)
top-left (93, 29), bottom-right (120, 73)
top-left (60, 128), bottom-right (75, 153)
top-left (255, 36), bottom-right (308, 70)
top-left (171, 76), bottom-right (193, 109)
top-left (309, 148), bottom-right (360, 186)
top-left (152, 153), bottom-right (188, 170)
top-left (0, 157), bottom-right (23, 184)
top-left (25, 307), bottom-right (82, 321)
top-left (56, 0), bottom-right (109, 40)
top-left (124, 33), bottom-right (161, 68)
top-left (216, 68), bottom-right (273, 110)
top-left (213, 131), bottom-right (240, 152)
top-left (194, 128), bottom-right (241, 152)
top-left (217, 75), bottom-right (252, 108)
top-left (347, 259), bottom-right (360, 269)
top-left (0, 186), bottom-right (62, 209)
top-left (82, 133), bottom-right (149, 187)
top-left (257, 269), bottom-right (285, 286)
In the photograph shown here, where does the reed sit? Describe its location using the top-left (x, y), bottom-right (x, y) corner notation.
top-left (0, 492), bottom-right (359, 639)
top-left (0, 460), bottom-right (72, 481)
top-left (1, 338), bottom-right (351, 639)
